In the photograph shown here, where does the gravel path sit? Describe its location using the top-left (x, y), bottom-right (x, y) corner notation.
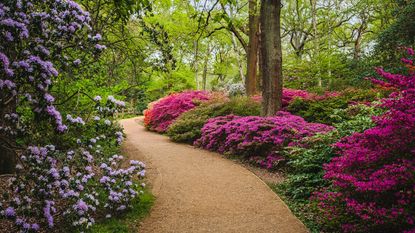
top-left (120, 117), bottom-right (308, 233)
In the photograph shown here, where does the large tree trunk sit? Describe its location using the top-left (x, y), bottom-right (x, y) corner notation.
top-left (260, 0), bottom-right (283, 116)
top-left (246, 0), bottom-right (260, 96)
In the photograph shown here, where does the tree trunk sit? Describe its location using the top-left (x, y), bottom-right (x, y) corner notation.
top-left (231, 34), bottom-right (245, 83)
top-left (260, 0), bottom-right (283, 116)
top-left (246, 0), bottom-right (260, 96)
top-left (310, 0), bottom-right (322, 87)
top-left (0, 99), bottom-right (16, 174)
top-left (202, 44), bottom-right (210, 91)
top-left (193, 41), bottom-right (200, 89)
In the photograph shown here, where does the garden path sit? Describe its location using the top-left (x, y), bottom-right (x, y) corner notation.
top-left (120, 117), bottom-right (308, 233)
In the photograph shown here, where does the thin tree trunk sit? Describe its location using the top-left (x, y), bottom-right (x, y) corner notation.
top-left (246, 0), bottom-right (260, 96)
top-left (310, 0), bottom-right (322, 87)
top-left (231, 34), bottom-right (245, 83)
top-left (194, 41), bottom-right (200, 89)
top-left (202, 43), bottom-right (210, 91)
top-left (260, 0), bottom-right (283, 116)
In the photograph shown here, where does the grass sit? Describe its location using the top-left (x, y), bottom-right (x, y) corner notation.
top-left (89, 190), bottom-right (154, 233)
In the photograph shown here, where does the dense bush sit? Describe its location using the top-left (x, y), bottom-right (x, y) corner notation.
top-left (287, 88), bottom-right (389, 125)
top-left (167, 96), bottom-right (261, 143)
top-left (274, 104), bottom-right (383, 232)
top-left (251, 88), bottom-right (312, 108)
top-left (281, 104), bottom-right (383, 201)
top-left (194, 112), bottom-right (334, 169)
top-left (314, 50), bottom-right (415, 233)
top-left (143, 90), bottom-right (210, 133)
top-left (0, 1), bottom-right (146, 232)
top-left (0, 96), bottom-right (146, 232)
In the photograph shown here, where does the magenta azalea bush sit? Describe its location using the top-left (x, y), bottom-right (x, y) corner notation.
top-left (314, 49), bottom-right (415, 233)
top-left (194, 112), bottom-right (334, 169)
top-left (251, 88), bottom-right (312, 107)
top-left (144, 91), bottom-right (210, 132)
top-left (282, 88), bottom-right (312, 106)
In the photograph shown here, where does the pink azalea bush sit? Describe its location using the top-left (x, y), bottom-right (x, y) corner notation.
top-left (282, 88), bottom-right (312, 106)
top-left (251, 88), bottom-right (340, 109)
top-left (194, 112), bottom-right (334, 169)
top-left (314, 48), bottom-right (415, 233)
top-left (251, 88), bottom-right (312, 107)
top-left (144, 91), bottom-right (210, 132)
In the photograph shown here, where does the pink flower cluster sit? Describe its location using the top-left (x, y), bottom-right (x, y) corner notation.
top-left (194, 112), bottom-right (334, 167)
top-left (144, 91), bottom-right (210, 132)
top-left (282, 88), bottom-right (312, 106)
top-left (251, 88), bottom-right (312, 107)
top-left (316, 49), bottom-right (415, 232)
top-left (251, 88), bottom-right (339, 108)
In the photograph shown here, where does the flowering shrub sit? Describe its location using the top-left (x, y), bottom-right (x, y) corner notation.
top-left (273, 104), bottom-right (383, 232)
top-left (167, 96), bottom-right (260, 143)
top-left (195, 112), bottom-right (334, 169)
top-left (0, 96), bottom-right (146, 232)
top-left (226, 83), bottom-right (246, 97)
top-left (0, 1), bottom-right (146, 232)
top-left (314, 49), bottom-right (415, 233)
top-left (251, 88), bottom-right (312, 108)
top-left (287, 88), bottom-right (389, 125)
top-left (144, 90), bottom-right (210, 133)
top-left (282, 88), bottom-right (312, 106)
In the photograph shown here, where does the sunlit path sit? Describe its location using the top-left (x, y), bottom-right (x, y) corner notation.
top-left (121, 117), bottom-right (308, 233)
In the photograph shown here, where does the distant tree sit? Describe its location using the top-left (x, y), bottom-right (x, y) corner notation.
top-left (377, 0), bottom-right (415, 60)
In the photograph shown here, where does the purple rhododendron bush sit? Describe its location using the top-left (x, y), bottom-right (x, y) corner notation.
top-left (314, 49), bottom-right (415, 233)
top-left (144, 90), bottom-right (211, 133)
top-left (0, 1), bottom-right (146, 232)
top-left (194, 112), bottom-right (334, 169)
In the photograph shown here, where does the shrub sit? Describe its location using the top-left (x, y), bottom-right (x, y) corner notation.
top-left (167, 96), bottom-right (261, 143)
top-left (251, 88), bottom-right (312, 108)
top-left (287, 88), bottom-right (389, 125)
top-left (314, 49), bottom-right (415, 233)
top-left (281, 104), bottom-right (383, 202)
top-left (0, 1), bottom-right (146, 231)
top-left (194, 112), bottom-right (334, 169)
top-left (143, 90), bottom-right (210, 133)
top-left (226, 83), bottom-right (246, 97)
top-left (0, 96), bottom-right (146, 232)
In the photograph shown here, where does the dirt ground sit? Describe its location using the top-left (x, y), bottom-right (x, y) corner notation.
top-left (120, 117), bottom-right (308, 233)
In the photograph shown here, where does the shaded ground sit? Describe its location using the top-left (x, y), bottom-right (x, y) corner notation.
top-left (120, 117), bottom-right (308, 233)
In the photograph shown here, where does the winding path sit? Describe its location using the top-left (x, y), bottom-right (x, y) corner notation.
top-left (120, 117), bottom-right (308, 233)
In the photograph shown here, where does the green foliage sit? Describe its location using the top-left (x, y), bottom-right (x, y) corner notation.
top-left (167, 96), bottom-right (261, 143)
top-left (276, 104), bottom-right (384, 232)
top-left (89, 190), bottom-right (154, 233)
top-left (377, 0), bottom-right (415, 58)
top-left (287, 88), bottom-right (388, 124)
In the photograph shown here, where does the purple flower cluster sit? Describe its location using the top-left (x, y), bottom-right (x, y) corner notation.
top-left (0, 0), bottom-right (97, 135)
top-left (194, 112), bottom-right (334, 166)
top-left (315, 49), bottom-right (415, 232)
top-left (1, 140), bottom-right (146, 232)
top-left (0, 2), bottom-right (144, 232)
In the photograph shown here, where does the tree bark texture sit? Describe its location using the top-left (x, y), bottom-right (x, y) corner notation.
top-left (246, 0), bottom-right (260, 96)
top-left (260, 0), bottom-right (283, 116)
